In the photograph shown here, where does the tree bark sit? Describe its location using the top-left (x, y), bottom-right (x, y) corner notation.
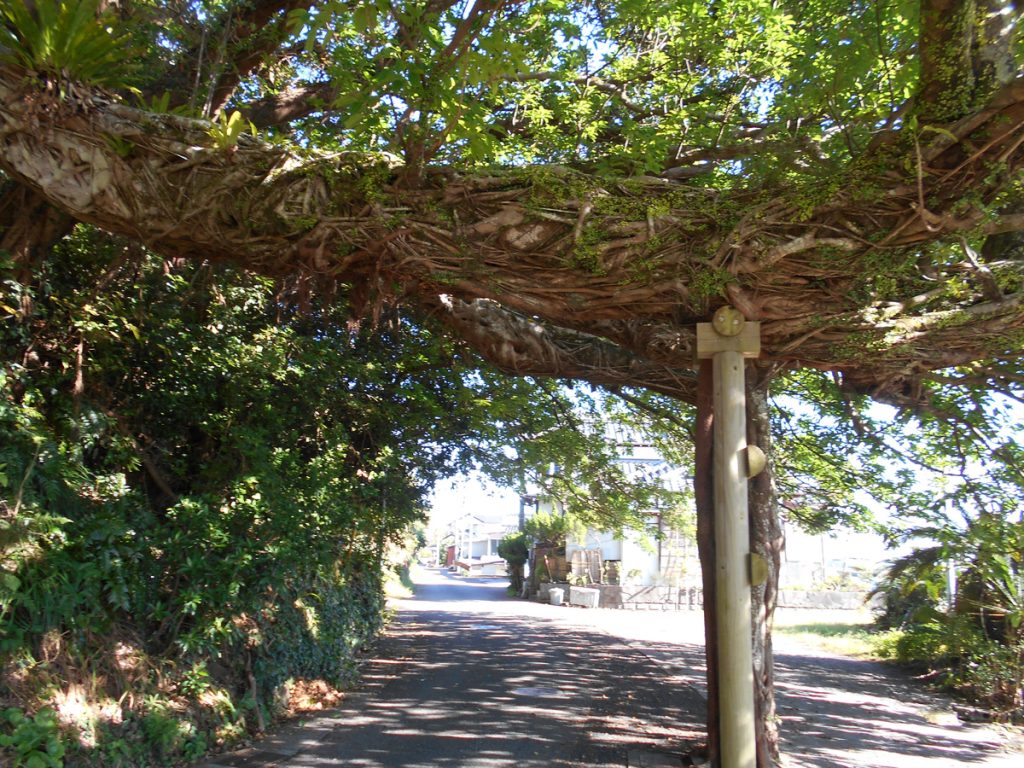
top-left (747, 369), bottom-right (784, 767)
top-left (508, 562), bottom-right (524, 595)
top-left (0, 5), bottom-right (1020, 764)
top-left (431, 297), bottom-right (699, 402)
top-left (2, 69), bottom-right (1024, 406)
top-left (0, 181), bottom-right (74, 271)
top-left (697, 359), bottom-right (784, 767)
top-left (694, 360), bottom-right (719, 765)
top-left (917, 0), bottom-right (1017, 123)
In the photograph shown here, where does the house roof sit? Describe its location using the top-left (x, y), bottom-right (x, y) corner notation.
top-left (446, 511), bottom-right (518, 539)
top-left (451, 509), bottom-right (518, 527)
top-left (615, 457), bottom-right (691, 493)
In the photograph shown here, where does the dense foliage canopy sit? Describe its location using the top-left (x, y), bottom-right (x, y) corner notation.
top-left (0, 0), bottom-right (1021, 405)
top-left (2, 0), bottom-right (1024, 763)
top-left (0, 224), bottom-right (668, 763)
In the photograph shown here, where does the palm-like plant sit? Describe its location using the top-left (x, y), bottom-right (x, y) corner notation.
top-left (875, 510), bottom-right (1024, 710)
top-left (0, 0), bottom-right (141, 90)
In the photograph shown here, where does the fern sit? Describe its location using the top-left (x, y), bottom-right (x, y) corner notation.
top-left (0, 0), bottom-right (142, 90)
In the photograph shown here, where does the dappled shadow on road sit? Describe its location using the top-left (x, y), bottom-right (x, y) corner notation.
top-left (283, 587), bottom-right (705, 767)
top-left (207, 572), bottom-right (1019, 768)
top-left (775, 652), bottom-right (1008, 768)
top-left (536, 603), bottom-right (1015, 768)
top-left (605, 635), bottom-right (709, 700)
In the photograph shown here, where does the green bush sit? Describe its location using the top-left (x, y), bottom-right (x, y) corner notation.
top-left (498, 532), bottom-right (529, 594)
top-left (3, 226), bottom-right (606, 762)
top-left (873, 518), bottom-right (1024, 713)
top-left (883, 616), bottom-right (1024, 711)
top-left (522, 511), bottom-right (579, 549)
top-left (865, 628), bottom-right (904, 660)
top-left (0, 240), bottom-right (462, 761)
top-left (0, 707), bottom-right (66, 768)
top-left (254, 565), bottom-right (384, 695)
top-left (497, 532), bottom-right (529, 567)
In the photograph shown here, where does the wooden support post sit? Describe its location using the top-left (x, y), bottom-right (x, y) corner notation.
top-left (696, 307), bottom-right (761, 768)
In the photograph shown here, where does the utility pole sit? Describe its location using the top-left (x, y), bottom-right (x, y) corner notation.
top-left (697, 306), bottom-right (762, 768)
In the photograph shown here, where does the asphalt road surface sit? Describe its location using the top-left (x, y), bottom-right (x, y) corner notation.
top-left (203, 569), bottom-right (1023, 768)
top-left (203, 568), bottom-right (705, 768)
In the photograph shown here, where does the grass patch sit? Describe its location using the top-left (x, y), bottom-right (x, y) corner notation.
top-left (383, 563), bottom-right (417, 599)
top-left (775, 619), bottom-right (902, 659)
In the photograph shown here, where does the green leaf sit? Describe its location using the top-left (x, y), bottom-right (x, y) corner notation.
top-left (353, 5), bottom-right (375, 34)
top-left (0, 572), bottom-right (20, 592)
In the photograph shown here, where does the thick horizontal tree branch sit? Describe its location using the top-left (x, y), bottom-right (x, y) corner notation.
top-left (2, 66), bottom-right (1024, 404)
top-left (431, 297), bottom-right (698, 402)
top-left (243, 81), bottom-right (339, 128)
top-left (982, 212), bottom-right (1024, 235)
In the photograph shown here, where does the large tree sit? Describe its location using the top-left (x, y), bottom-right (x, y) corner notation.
top-left (1, 1), bottom-right (1023, 764)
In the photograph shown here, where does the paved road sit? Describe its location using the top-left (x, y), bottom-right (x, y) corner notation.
top-left (203, 569), bottom-right (704, 768)
top-left (561, 606), bottom-right (1023, 768)
top-left (204, 569), bottom-right (1022, 768)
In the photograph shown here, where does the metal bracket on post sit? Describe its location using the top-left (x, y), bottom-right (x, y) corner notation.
top-left (696, 306), bottom-right (761, 768)
top-left (748, 553), bottom-right (769, 586)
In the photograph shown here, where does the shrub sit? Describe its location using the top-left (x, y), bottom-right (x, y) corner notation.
top-left (498, 533), bottom-right (529, 593)
top-left (0, 707), bottom-right (66, 768)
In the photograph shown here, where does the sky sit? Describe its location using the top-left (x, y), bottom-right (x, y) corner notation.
top-left (427, 473), bottom-right (520, 534)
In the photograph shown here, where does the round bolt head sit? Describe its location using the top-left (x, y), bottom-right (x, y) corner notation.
top-left (712, 306), bottom-right (745, 337)
top-left (746, 445), bottom-right (767, 478)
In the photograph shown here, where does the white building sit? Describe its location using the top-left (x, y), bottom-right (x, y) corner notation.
top-left (556, 450), bottom-right (699, 588)
top-left (565, 523), bottom-right (700, 588)
top-left (445, 511), bottom-right (518, 576)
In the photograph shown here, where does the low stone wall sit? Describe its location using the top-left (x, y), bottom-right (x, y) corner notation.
top-left (538, 583), bottom-right (702, 610)
top-left (777, 589), bottom-right (874, 610)
top-left (539, 583), bottom-right (873, 611)
top-left (595, 584), bottom-right (703, 610)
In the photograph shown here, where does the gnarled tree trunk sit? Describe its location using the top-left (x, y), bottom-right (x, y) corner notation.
top-left (1, 5), bottom-right (1023, 759)
top-left (694, 360), bottom-right (719, 765)
top-left (748, 370), bottom-right (784, 767)
top-left (695, 360), bottom-right (784, 767)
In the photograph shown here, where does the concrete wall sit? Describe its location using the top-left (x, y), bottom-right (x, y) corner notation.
top-left (591, 584), bottom-right (702, 610)
top-left (620, 537), bottom-right (660, 585)
top-left (540, 583), bottom-right (873, 611)
top-left (477, 560), bottom-right (507, 577)
top-left (777, 589), bottom-right (875, 610)
top-left (568, 586), bottom-right (600, 608)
